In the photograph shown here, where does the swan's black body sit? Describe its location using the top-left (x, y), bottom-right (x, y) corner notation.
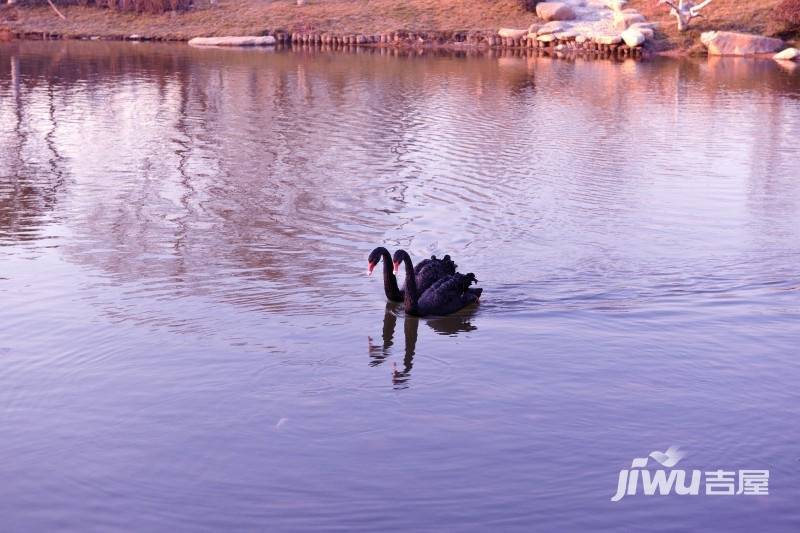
top-left (368, 247), bottom-right (458, 303)
top-left (393, 249), bottom-right (482, 317)
top-left (414, 254), bottom-right (457, 294)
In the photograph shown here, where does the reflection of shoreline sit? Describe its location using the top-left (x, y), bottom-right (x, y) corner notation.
top-left (367, 303), bottom-right (478, 388)
top-left (4, 41), bottom-right (798, 337)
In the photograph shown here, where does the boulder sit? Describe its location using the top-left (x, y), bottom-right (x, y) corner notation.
top-left (603, 0), bottom-right (626, 11)
top-left (620, 28), bottom-right (646, 47)
top-left (537, 34), bottom-right (557, 43)
top-left (773, 47), bottom-right (799, 61)
top-left (536, 2), bottom-right (577, 21)
top-left (554, 30), bottom-right (578, 40)
top-left (613, 11), bottom-right (646, 30)
top-left (628, 22), bottom-right (657, 38)
top-left (528, 23), bottom-right (541, 34)
top-left (537, 21), bottom-right (567, 35)
top-left (700, 31), bottom-right (784, 56)
top-left (188, 35), bottom-right (276, 47)
top-left (627, 24), bottom-right (654, 39)
top-left (594, 34), bottom-right (622, 45)
top-left (498, 28), bottom-right (528, 39)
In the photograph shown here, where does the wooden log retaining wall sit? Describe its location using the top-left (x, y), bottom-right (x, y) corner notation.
top-left (6, 29), bottom-right (645, 59)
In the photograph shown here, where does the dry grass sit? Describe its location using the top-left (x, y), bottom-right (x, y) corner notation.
top-left (775, 0), bottom-right (800, 29)
top-left (2, 0), bottom-right (797, 48)
top-left (628, 0), bottom-right (796, 51)
top-left (20, 0), bottom-right (192, 14)
top-left (1, 0), bottom-right (536, 40)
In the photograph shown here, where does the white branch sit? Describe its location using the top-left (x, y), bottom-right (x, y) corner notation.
top-left (46, 0), bottom-right (67, 20)
top-left (691, 0), bottom-right (714, 14)
top-left (657, 0), bottom-right (712, 31)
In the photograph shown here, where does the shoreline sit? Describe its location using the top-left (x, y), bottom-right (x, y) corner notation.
top-left (1, 2), bottom-right (797, 57)
top-left (2, 28), bottom-right (649, 60)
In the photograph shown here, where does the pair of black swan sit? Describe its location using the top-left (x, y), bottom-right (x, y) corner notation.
top-left (367, 247), bottom-right (482, 316)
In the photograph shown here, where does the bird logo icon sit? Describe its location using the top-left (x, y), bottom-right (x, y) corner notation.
top-left (629, 446), bottom-right (686, 468)
top-left (648, 446), bottom-right (686, 468)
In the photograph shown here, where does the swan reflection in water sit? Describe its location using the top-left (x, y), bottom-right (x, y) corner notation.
top-left (368, 303), bottom-right (478, 388)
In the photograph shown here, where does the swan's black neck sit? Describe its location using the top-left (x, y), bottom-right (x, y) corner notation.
top-left (400, 253), bottom-right (419, 315)
top-left (377, 247), bottom-right (402, 302)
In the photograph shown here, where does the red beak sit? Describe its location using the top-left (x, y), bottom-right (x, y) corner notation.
top-left (392, 261), bottom-right (400, 275)
top-left (367, 262), bottom-right (376, 276)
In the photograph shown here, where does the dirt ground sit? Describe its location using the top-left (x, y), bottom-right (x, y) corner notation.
top-left (0, 0), bottom-right (536, 40)
top-left (1, 0), bottom-right (797, 49)
top-left (628, 0), bottom-right (797, 52)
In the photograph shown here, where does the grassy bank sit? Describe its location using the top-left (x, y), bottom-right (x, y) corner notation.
top-left (1, 0), bottom-right (798, 50)
top-left (0, 0), bottom-right (534, 41)
top-left (628, 0), bottom-right (798, 52)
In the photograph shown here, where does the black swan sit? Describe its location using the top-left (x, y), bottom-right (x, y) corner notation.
top-left (392, 249), bottom-right (482, 317)
top-left (368, 247), bottom-right (458, 302)
top-left (367, 247), bottom-right (403, 302)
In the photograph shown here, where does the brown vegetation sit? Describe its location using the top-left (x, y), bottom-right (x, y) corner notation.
top-left (12, 0), bottom-right (191, 14)
top-left (628, 0), bottom-right (796, 51)
top-left (775, 0), bottom-right (800, 31)
top-left (104, 1), bottom-right (192, 14)
top-left (0, 0), bottom-right (536, 40)
top-left (1, 0), bottom-right (797, 49)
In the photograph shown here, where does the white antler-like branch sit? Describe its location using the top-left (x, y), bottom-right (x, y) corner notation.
top-left (657, 0), bottom-right (713, 31)
top-left (690, 0), bottom-right (713, 16)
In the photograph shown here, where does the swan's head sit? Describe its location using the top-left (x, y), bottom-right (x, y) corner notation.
top-left (392, 249), bottom-right (409, 275)
top-left (367, 247), bottom-right (387, 276)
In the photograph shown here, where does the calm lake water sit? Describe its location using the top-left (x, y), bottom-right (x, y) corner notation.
top-left (1, 41), bottom-right (799, 531)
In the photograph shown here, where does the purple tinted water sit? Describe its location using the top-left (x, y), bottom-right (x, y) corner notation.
top-left (1, 41), bottom-right (799, 531)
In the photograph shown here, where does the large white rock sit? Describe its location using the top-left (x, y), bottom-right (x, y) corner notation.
top-left (554, 30), bottom-right (578, 40)
top-left (613, 11), bottom-right (646, 30)
top-left (536, 2), bottom-right (577, 21)
top-left (594, 34), bottom-right (622, 45)
top-left (188, 35), bottom-right (276, 47)
top-left (627, 24), bottom-right (655, 39)
top-left (498, 28), bottom-right (528, 39)
top-left (604, 0), bottom-right (627, 11)
top-left (701, 31), bottom-right (784, 55)
top-left (620, 27), bottom-right (646, 47)
top-left (700, 31), bottom-right (717, 46)
top-left (773, 47), bottom-right (799, 61)
top-left (537, 21), bottom-right (567, 35)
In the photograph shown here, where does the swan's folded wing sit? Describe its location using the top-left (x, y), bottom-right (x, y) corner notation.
top-left (414, 255), bottom-right (457, 276)
top-left (419, 273), bottom-right (477, 304)
top-left (415, 259), bottom-right (459, 294)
